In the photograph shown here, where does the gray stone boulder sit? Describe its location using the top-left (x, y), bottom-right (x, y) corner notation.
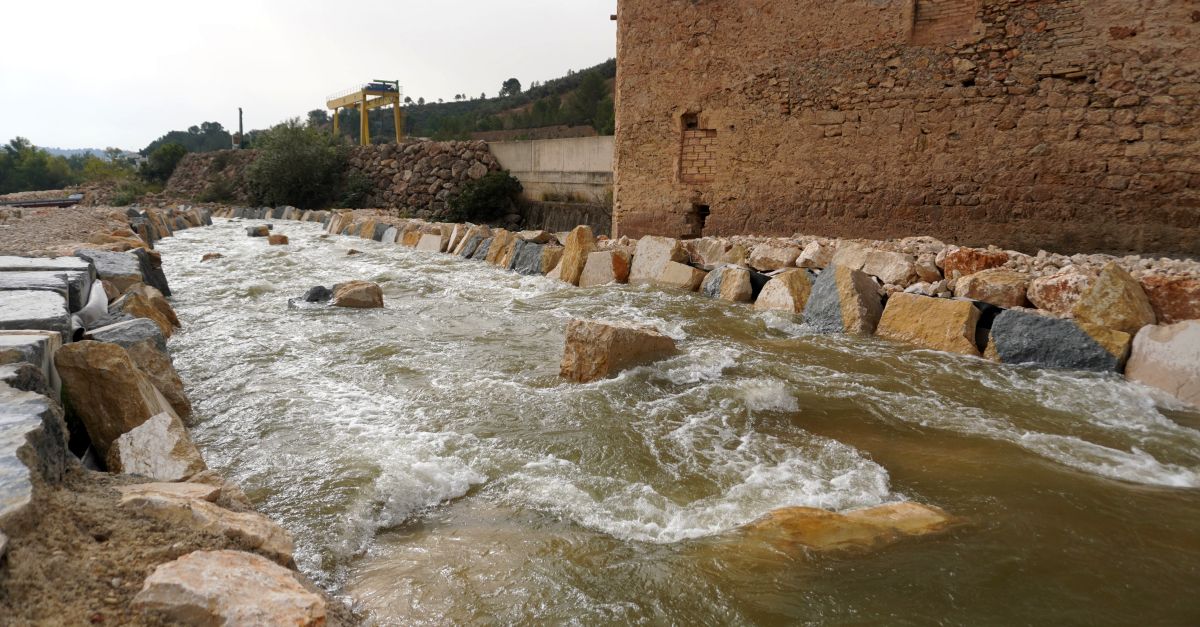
top-left (470, 238), bottom-right (493, 261)
top-left (511, 240), bottom-right (545, 276)
top-left (0, 380), bottom-right (70, 537)
top-left (701, 264), bottom-right (754, 303)
top-left (459, 235), bottom-right (484, 258)
top-left (0, 331), bottom-right (62, 394)
top-left (802, 266), bottom-right (884, 335)
top-left (130, 247), bottom-right (171, 297)
top-left (0, 362), bottom-right (50, 396)
top-left (0, 290), bottom-right (72, 343)
top-left (989, 309), bottom-right (1132, 372)
top-left (302, 286), bottom-right (332, 303)
top-left (0, 270), bottom-right (94, 312)
top-left (74, 249), bottom-right (143, 293)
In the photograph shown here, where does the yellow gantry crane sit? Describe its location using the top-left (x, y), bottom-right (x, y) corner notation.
top-left (327, 80), bottom-right (404, 145)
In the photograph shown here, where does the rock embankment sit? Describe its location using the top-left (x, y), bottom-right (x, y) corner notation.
top-left (0, 205), bottom-right (354, 624)
top-left (278, 207), bottom-right (1199, 410)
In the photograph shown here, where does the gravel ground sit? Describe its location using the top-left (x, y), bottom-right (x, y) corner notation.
top-left (0, 206), bottom-right (129, 256)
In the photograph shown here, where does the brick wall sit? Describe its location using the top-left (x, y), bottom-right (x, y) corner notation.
top-left (613, 0), bottom-right (1200, 256)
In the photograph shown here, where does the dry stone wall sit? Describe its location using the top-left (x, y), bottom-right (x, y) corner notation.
top-left (613, 0), bottom-right (1200, 256)
top-left (347, 140), bottom-right (499, 219)
top-left (165, 141), bottom-right (501, 221)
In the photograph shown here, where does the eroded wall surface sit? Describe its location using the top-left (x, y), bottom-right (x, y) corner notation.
top-left (613, 0), bottom-right (1200, 255)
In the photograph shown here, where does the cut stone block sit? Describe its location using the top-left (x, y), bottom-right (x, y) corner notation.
top-left (0, 291), bottom-right (72, 343)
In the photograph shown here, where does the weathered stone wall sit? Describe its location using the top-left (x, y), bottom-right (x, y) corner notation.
top-left (347, 140), bottom-right (500, 219)
top-left (613, 0), bottom-right (1200, 256)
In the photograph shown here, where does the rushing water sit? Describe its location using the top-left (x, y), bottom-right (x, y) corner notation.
top-left (159, 219), bottom-right (1200, 625)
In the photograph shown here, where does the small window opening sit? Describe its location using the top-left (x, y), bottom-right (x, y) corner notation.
top-left (683, 113), bottom-right (699, 130)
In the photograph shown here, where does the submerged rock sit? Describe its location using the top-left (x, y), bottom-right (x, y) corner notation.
top-left (246, 225), bottom-right (269, 237)
top-left (200, 253), bottom-right (223, 263)
top-left (267, 234), bottom-right (289, 246)
top-left (1125, 320), bottom-right (1200, 408)
top-left (134, 550), bottom-right (324, 626)
top-left (560, 319), bottom-right (679, 383)
top-left (739, 502), bottom-right (957, 553)
top-left (302, 286), bottom-right (332, 303)
top-left (332, 281), bottom-right (383, 309)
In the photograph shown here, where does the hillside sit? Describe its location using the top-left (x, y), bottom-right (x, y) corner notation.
top-left (322, 59), bottom-right (616, 143)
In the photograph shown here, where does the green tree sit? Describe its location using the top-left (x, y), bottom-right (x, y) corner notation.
top-left (0, 137), bottom-right (80, 194)
top-left (244, 119), bottom-right (348, 208)
top-left (500, 78), bottom-right (522, 97)
top-left (306, 109), bottom-right (330, 127)
top-left (140, 142), bottom-right (187, 183)
top-left (566, 71), bottom-right (608, 128)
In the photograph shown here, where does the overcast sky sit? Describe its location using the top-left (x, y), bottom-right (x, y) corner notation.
top-left (1, 0), bottom-right (617, 151)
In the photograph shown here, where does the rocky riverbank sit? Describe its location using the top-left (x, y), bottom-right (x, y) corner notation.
top-left (249, 206), bottom-right (1197, 409)
top-left (0, 205), bottom-right (356, 625)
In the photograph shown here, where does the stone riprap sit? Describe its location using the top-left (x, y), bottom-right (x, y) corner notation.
top-left (284, 207), bottom-right (1200, 407)
top-left (560, 319), bottom-right (679, 383)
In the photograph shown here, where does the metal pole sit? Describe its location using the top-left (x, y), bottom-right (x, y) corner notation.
top-left (238, 107), bottom-right (244, 149)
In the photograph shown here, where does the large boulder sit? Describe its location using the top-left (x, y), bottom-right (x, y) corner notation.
top-left (797, 240), bottom-right (835, 269)
top-left (1125, 321), bottom-right (1200, 408)
top-left (0, 269), bottom-right (93, 312)
top-left (629, 236), bottom-right (689, 285)
top-left (55, 341), bottom-right (177, 458)
top-left (1139, 275), bottom-right (1200, 325)
top-left (687, 238), bottom-right (730, 269)
top-left (1027, 266), bottom-right (1095, 316)
top-left (0, 378), bottom-right (70, 533)
top-left (484, 229), bottom-right (516, 266)
top-left (332, 281), bottom-right (383, 309)
top-left (560, 319), bottom-right (678, 383)
top-left (862, 250), bottom-right (918, 286)
top-left (739, 502), bottom-right (956, 553)
top-left (579, 250), bottom-right (632, 288)
top-left (0, 330), bottom-right (62, 393)
top-left (802, 266), bottom-right (884, 335)
top-left (267, 234), bottom-right (289, 246)
top-left (134, 551), bottom-right (325, 626)
top-left (120, 491), bottom-right (296, 566)
top-left (107, 412), bottom-right (207, 481)
top-left (748, 243), bottom-right (801, 272)
top-left (1072, 262), bottom-right (1156, 335)
top-left (656, 261), bottom-right (707, 292)
top-left (0, 290), bottom-right (71, 343)
top-left (85, 318), bottom-right (190, 421)
top-left (111, 286), bottom-right (178, 339)
top-left (828, 244), bottom-right (871, 272)
top-left (416, 233), bottom-right (444, 253)
top-left (877, 293), bottom-right (981, 356)
top-left (129, 247), bottom-right (171, 297)
top-left (953, 268), bottom-right (1031, 309)
top-left (753, 269), bottom-right (815, 314)
top-left (452, 226), bottom-right (492, 256)
top-left (246, 225), bottom-right (269, 237)
top-left (940, 247), bottom-right (1009, 279)
top-left (558, 226), bottom-right (596, 286)
top-left (989, 309), bottom-right (1131, 372)
top-left (700, 264), bottom-right (753, 303)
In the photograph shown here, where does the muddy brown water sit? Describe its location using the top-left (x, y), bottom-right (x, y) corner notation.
top-left (159, 220), bottom-right (1200, 625)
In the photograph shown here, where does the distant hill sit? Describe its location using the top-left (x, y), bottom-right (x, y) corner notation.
top-left (40, 147), bottom-right (108, 159)
top-left (321, 59), bottom-right (617, 143)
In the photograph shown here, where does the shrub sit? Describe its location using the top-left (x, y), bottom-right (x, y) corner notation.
top-left (198, 178), bottom-right (237, 203)
top-left (112, 179), bottom-right (150, 206)
top-left (244, 120), bottom-right (347, 209)
top-left (207, 151), bottom-right (233, 173)
top-left (445, 171), bottom-right (522, 223)
top-left (140, 142), bottom-right (187, 183)
top-left (334, 171), bottom-right (373, 209)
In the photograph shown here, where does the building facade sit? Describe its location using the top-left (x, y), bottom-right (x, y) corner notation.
top-left (612, 0), bottom-right (1200, 255)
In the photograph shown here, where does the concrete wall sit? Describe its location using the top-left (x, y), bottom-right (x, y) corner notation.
top-left (613, 0), bottom-right (1200, 256)
top-left (489, 136), bottom-right (615, 205)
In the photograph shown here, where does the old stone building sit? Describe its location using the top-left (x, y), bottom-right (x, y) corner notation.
top-left (612, 0), bottom-right (1200, 255)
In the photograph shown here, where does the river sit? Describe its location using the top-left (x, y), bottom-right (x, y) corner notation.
top-left (158, 219), bottom-right (1200, 625)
